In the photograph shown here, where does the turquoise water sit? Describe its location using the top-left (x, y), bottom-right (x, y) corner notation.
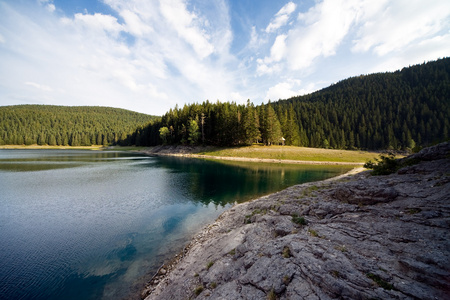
top-left (0, 150), bottom-right (351, 300)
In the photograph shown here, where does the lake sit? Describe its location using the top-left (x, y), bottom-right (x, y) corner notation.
top-left (0, 150), bottom-right (352, 300)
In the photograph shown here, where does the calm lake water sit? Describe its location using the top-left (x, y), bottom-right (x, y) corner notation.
top-left (0, 150), bottom-right (351, 300)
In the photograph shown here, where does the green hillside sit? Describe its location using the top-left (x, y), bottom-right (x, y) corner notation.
top-left (0, 105), bottom-right (158, 146)
top-left (130, 58), bottom-right (449, 150)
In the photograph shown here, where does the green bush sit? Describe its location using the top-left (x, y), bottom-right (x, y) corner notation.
top-left (291, 214), bottom-right (307, 225)
top-left (364, 154), bottom-right (400, 175)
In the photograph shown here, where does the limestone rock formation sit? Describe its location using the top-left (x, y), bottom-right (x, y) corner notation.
top-left (143, 142), bottom-right (450, 300)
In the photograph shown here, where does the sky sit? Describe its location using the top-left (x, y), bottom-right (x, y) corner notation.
top-left (0, 0), bottom-right (449, 116)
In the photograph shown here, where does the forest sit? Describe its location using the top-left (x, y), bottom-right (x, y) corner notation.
top-left (1, 58), bottom-right (448, 150)
top-left (127, 58), bottom-right (449, 150)
top-left (0, 105), bottom-right (157, 146)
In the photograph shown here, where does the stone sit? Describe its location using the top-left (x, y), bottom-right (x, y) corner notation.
top-left (144, 143), bottom-right (450, 300)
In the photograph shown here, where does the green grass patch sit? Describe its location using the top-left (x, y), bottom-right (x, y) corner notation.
top-left (194, 285), bottom-right (204, 296)
top-left (267, 288), bottom-right (277, 300)
top-left (282, 246), bottom-right (291, 258)
top-left (308, 228), bottom-right (319, 237)
top-left (291, 214), bottom-right (307, 225)
top-left (197, 145), bottom-right (379, 163)
top-left (366, 273), bottom-right (394, 290)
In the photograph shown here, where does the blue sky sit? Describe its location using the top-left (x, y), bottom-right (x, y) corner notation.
top-left (0, 0), bottom-right (449, 115)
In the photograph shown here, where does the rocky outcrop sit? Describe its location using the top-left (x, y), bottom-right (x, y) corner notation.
top-left (143, 143), bottom-right (450, 300)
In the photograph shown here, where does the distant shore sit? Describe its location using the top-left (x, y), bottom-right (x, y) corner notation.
top-left (140, 150), bottom-right (365, 166)
top-left (139, 145), bottom-right (382, 166)
top-left (0, 144), bottom-right (381, 165)
top-left (0, 145), bottom-right (106, 150)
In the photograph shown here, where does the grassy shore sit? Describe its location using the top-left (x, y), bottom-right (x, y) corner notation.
top-left (195, 145), bottom-right (381, 163)
top-left (1, 144), bottom-right (385, 164)
top-left (0, 145), bottom-right (148, 151)
top-left (0, 145), bottom-right (105, 150)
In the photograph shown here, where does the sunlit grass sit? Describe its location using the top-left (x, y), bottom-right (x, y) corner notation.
top-left (197, 145), bottom-right (380, 163)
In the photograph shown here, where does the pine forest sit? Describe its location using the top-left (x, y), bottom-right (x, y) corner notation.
top-left (130, 58), bottom-right (449, 150)
top-left (0, 105), bottom-right (158, 146)
top-left (1, 58), bottom-right (449, 150)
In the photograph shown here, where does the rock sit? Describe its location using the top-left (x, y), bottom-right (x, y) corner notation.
top-left (333, 184), bottom-right (399, 205)
top-left (144, 143), bottom-right (450, 300)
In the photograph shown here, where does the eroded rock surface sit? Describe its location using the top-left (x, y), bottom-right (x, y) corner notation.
top-left (143, 143), bottom-right (450, 300)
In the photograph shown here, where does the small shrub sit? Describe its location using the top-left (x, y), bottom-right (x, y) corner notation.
top-left (194, 285), bottom-right (204, 296)
top-left (308, 228), bottom-right (319, 237)
top-left (364, 153), bottom-right (400, 175)
top-left (210, 282), bottom-right (217, 289)
top-left (406, 208), bottom-right (422, 214)
top-left (366, 273), bottom-right (393, 290)
top-left (267, 288), bottom-right (277, 300)
top-left (228, 248), bottom-right (236, 256)
top-left (206, 261), bottom-right (214, 270)
top-left (291, 214), bottom-right (307, 225)
top-left (283, 275), bottom-right (290, 284)
top-left (282, 246), bottom-right (291, 258)
top-left (302, 185), bottom-right (320, 197)
top-left (330, 270), bottom-right (340, 278)
top-left (335, 245), bottom-right (347, 252)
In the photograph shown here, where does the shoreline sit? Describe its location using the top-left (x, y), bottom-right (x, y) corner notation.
top-left (142, 143), bottom-right (450, 300)
top-left (140, 165), bottom-right (365, 299)
top-left (139, 150), bottom-right (365, 166)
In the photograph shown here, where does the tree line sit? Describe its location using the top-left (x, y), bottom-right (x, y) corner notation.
top-left (126, 58), bottom-right (449, 150)
top-left (0, 105), bottom-right (157, 146)
top-left (1, 58), bottom-right (448, 150)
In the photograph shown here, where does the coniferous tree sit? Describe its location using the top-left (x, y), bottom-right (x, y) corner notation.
top-left (261, 102), bottom-right (282, 145)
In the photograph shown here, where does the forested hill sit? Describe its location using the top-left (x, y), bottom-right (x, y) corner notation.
top-left (272, 58), bottom-right (450, 149)
top-left (129, 58), bottom-right (449, 150)
top-left (0, 105), bottom-right (158, 146)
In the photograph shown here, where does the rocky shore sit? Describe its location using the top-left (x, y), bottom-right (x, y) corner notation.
top-left (142, 143), bottom-right (450, 300)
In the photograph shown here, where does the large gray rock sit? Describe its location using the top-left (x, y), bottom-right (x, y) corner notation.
top-left (144, 143), bottom-right (450, 300)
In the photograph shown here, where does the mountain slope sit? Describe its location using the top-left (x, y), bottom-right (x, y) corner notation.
top-left (133, 58), bottom-right (449, 150)
top-left (272, 57), bottom-right (450, 149)
top-left (0, 105), bottom-right (158, 146)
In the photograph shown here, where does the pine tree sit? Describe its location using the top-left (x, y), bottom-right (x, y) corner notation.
top-left (240, 100), bottom-right (261, 145)
top-left (261, 102), bottom-right (282, 145)
top-left (187, 119), bottom-right (200, 145)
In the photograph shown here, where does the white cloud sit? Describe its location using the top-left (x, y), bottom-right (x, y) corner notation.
top-left (257, 0), bottom-right (358, 74)
top-left (0, 0), bottom-right (241, 115)
top-left (264, 79), bottom-right (313, 101)
top-left (352, 0), bottom-right (450, 56)
top-left (159, 0), bottom-right (215, 59)
top-left (255, 34), bottom-right (286, 75)
top-left (37, 0), bottom-right (55, 13)
top-left (270, 34), bottom-right (287, 62)
top-left (230, 92), bottom-right (247, 104)
top-left (265, 2), bottom-right (296, 33)
top-left (119, 10), bottom-right (153, 37)
top-left (287, 0), bottom-right (358, 70)
top-left (1, 0), bottom-right (449, 115)
top-left (25, 81), bottom-right (53, 92)
top-left (67, 13), bottom-right (124, 36)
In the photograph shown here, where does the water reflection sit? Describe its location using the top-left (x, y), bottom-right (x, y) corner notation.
top-left (0, 150), bottom-right (352, 300)
top-left (151, 156), bottom-right (351, 207)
